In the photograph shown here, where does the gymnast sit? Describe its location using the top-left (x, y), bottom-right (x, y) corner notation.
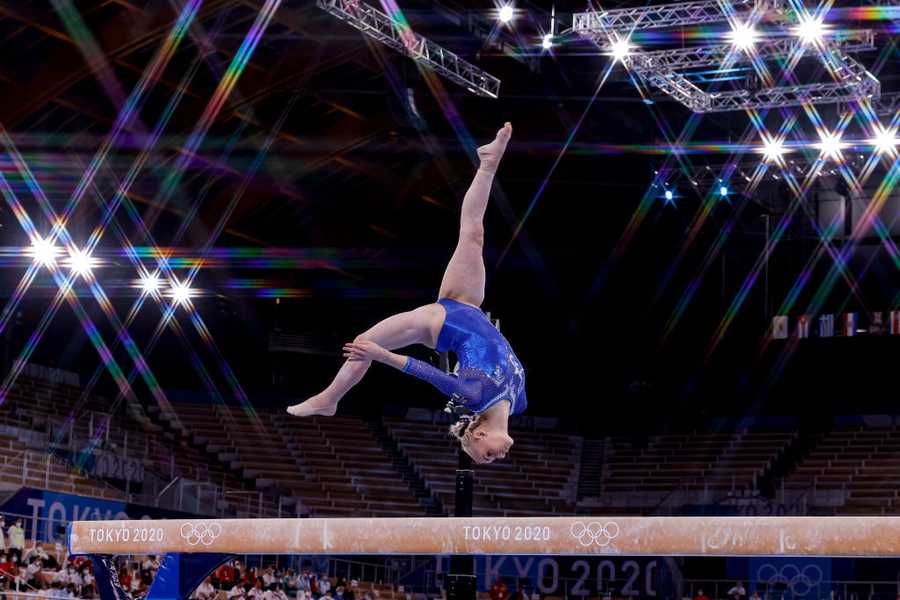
top-left (287, 123), bottom-right (526, 464)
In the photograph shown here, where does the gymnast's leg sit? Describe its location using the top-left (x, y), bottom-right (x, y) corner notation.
top-left (438, 122), bottom-right (512, 307)
top-left (287, 304), bottom-right (443, 416)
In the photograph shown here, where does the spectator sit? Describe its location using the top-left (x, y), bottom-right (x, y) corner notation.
top-left (194, 576), bottom-right (217, 600)
top-left (489, 578), bottom-right (509, 600)
top-left (335, 586), bottom-right (345, 600)
top-left (0, 516), bottom-right (6, 554)
top-left (217, 562), bottom-right (237, 590)
top-left (7, 519), bottom-right (25, 564)
top-left (695, 589), bottom-right (711, 600)
top-left (750, 592), bottom-right (761, 600)
top-left (345, 580), bottom-right (356, 600)
top-left (249, 578), bottom-right (266, 600)
top-left (319, 574), bottom-right (331, 596)
top-left (0, 554), bottom-right (13, 585)
top-left (228, 582), bottom-right (248, 600)
top-left (263, 568), bottom-right (277, 587)
top-left (727, 582), bottom-right (747, 600)
top-left (81, 565), bottom-right (95, 597)
top-left (25, 557), bottom-right (42, 587)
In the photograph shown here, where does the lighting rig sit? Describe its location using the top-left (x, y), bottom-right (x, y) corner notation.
top-left (316, 0), bottom-right (501, 98)
top-left (572, 0), bottom-right (882, 112)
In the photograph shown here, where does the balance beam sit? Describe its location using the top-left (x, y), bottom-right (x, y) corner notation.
top-left (67, 516), bottom-right (900, 557)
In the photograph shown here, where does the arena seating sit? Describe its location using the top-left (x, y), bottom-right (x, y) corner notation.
top-left (0, 432), bottom-right (124, 500)
top-left (383, 417), bottom-right (579, 516)
top-left (785, 426), bottom-right (900, 515)
top-left (581, 430), bottom-right (794, 513)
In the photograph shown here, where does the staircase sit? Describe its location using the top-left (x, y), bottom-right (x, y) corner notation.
top-left (577, 438), bottom-right (607, 499)
top-left (366, 418), bottom-right (444, 516)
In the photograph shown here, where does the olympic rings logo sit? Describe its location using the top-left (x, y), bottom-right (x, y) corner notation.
top-left (756, 564), bottom-right (823, 597)
top-left (569, 521), bottom-right (620, 547)
top-left (180, 522), bottom-right (223, 547)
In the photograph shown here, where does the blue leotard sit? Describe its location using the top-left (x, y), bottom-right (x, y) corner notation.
top-left (402, 298), bottom-right (527, 415)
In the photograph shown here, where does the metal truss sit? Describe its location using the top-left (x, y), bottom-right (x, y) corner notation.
top-left (317, 0), bottom-right (501, 98)
top-left (634, 31), bottom-right (875, 70)
top-left (572, 0), bottom-right (770, 35)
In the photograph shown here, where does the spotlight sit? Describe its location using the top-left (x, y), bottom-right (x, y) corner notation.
top-left (762, 138), bottom-right (786, 162)
top-left (140, 273), bottom-right (162, 296)
top-left (65, 247), bottom-right (96, 278)
top-left (609, 36), bottom-right (632, 62)
top-left (729, 22), bottom-right (758, 50)
top-left (719, 185), bottom-right (729, 197)
top-left (498, 4), bottom-right (514, 24)
top-left (816, 131), bottom-right (845, 161)
top-left (170, 280), bottom-right (194, 306)
top-left (871, 125), bottom-right (898, 155)
top-left (541, 33), bottom-right (553, 50)
top-left (664, 189), bottom-right (674, 203)
top-left (28, 236), bottom-right (61, 268)
top-left (795, 15), bottom-right (826, 44)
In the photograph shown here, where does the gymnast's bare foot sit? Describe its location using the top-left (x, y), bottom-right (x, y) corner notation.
top-left (286, 393), bottom-right (338, 417)
top-left (476, 122), bottom-right (512, 173)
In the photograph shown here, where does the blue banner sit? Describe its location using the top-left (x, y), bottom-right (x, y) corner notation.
top-left (0, 488), bottom-right (193, 545)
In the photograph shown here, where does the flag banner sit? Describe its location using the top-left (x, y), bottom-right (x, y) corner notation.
top-left (869, 312), bottom-right (884, 335)
top-left (796, 315), bottom-right (811, 339)
top-left (819, 314), bottom-right (834, 338)
top-left (843, 313), bottom-right (857, 337)
top-left (772, 316), bottom-right (789, 339)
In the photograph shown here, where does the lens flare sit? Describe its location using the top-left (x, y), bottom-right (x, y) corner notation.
top-left (541, 33), bottom-right (553, 50)
top-left (609, 36), bottom-right (633, 62)
top-left (28, 236), bottom-right (61, 268)
top-left (870, 125), bottom-right (898, 155)
top-left (64, 247), bottom-right (97, 278)
top-left (728, 22), bottom-right (758, 50)
top-left (169, 279), bottom-right (195, 306)
top-left (816, 131), bottom-right (846, 162)
top-left (794, 15), bottom-right (826, 44)
top-left (761, 138), bottom-right (786, 163)
top-left (498, 4), bottom-right (513, 23)
top-left (140, 272), bottom-right (162, 296)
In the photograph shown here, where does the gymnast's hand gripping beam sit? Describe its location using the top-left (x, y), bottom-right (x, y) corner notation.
top-left (68, 516), bottom-right (900, 557)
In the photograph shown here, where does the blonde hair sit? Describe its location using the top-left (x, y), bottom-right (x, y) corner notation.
top-left (449, 414), bottom-right (480, 441)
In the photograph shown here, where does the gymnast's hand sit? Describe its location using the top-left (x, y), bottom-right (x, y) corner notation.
top-left (343, 340), bottom-right (388, 363)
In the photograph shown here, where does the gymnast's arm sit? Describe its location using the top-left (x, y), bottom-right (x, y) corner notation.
top-left (343, 340), bottom-right (457, 397)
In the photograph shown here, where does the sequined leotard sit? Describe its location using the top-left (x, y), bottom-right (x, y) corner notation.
top-left (401, 298), bottom-right (527, 415)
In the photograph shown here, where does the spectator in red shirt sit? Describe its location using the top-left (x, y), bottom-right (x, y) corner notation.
top-left (489, 578), bottom-right (509, 600)
top-left (694, 589), bottom-right (711, 600)
top-left (217, 562), bottom-right (236, 590)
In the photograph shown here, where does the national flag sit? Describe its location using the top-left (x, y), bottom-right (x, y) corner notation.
top-left (819, 314), bottom-right (834, 338)
top-left (771, 316), bottom-right (789, 340)
top-left (796, 315), bottom-right (810, 339)
top-left (869, 312), bottom-right (884, 335)
top-left (843, 312), bottom-right (857, 337)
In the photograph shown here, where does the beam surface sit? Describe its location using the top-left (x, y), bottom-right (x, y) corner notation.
top-left (69, 516), bottom-right (900, 557)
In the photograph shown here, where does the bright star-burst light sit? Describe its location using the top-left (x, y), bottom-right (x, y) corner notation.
top-left (762, 138), bottom-right (787, 163)
top-left (729, 22), bottom-right (758, 50)
top-left (64, 247), bottom-right (97, 278)
top-left (498, 4), bottom-right (514, 23)
top-left (720, 185), bottom-right (729, 197)
top-left (609, 36), bottom-right (633, 62)
top-left (28, 236), bottom-right (61, 268)
top-left (870, 125), bottom-right (899, 155)
top-left (816, 131), bottom-right (846, 162)
top-left (541, 33), bottom-right (553, 50)
top-left (140, 272), bottom-right (162, 296)
top-left (794, 15), bottom-right (826, 45)
top-left (169, 280), bottom-right (194, 306)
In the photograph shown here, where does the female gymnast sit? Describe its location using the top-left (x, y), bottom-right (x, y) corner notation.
top-left (287, 123), bottom-right (525, 464)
